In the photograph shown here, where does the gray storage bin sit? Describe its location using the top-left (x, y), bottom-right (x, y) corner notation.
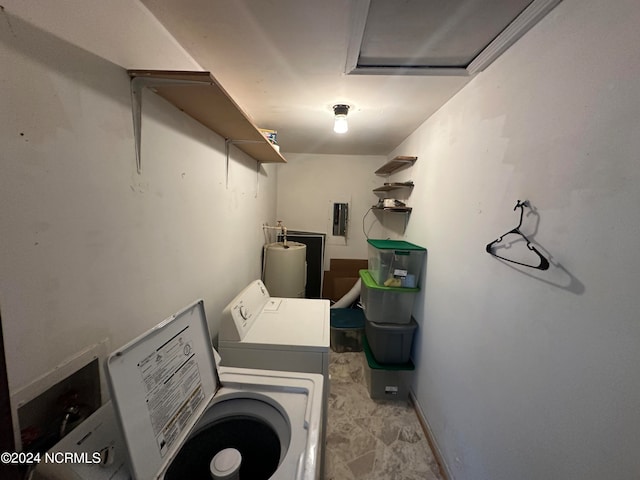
top-left (365, 317), bottom-right (417, 364)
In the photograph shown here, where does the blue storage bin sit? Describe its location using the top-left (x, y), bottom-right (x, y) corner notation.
top-left (330, 309), bottom-right (365, 352)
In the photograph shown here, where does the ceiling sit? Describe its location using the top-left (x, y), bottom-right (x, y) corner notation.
top-left (134, 0), bottom-right (557, 155)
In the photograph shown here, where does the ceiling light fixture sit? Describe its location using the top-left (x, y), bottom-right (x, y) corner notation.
top-left (333, 104), bottom-right (350, 134)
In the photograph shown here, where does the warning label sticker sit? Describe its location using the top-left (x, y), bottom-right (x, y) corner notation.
top-left (137, 325), bottom-right (204, 457)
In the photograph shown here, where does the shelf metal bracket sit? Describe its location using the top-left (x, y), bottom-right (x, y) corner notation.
top-left (224, 139), bottom-right (264, 189)
top-left (130, 76), bottom-right (212, 174)
top-left (403, 210), bottom-right (411, 233)
top-left (372, 206), bottom-right (412, 234)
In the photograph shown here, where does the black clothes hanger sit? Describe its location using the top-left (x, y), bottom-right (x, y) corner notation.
top-left (485, 200), bottom-right (550, 270)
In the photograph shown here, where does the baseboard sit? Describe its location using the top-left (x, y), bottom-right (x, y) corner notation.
top-left (409, 390), bottom-right (453, 480)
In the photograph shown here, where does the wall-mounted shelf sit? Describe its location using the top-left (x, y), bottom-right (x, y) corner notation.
top-left (372, 206), bottom-right (413, 213)
top-left (371, 156), bottom-right (416, 233)
top-left (371, 204), bottom-right (412, 233)
top-left (128, 70), bottom-right (286, 173)
top-left (373, 181), bottom-right (414, 193)
top-left (374, 156), bottom-right (417, 176)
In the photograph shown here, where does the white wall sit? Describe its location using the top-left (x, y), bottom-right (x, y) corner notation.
top-left (276, 153), bottom-right (387, 268)
top-left (0, 10), bottom-right (277, 394)
top-left (386, 0), bottom-right (640, 478)
top-left (4, 1), bottom-right (640, 478)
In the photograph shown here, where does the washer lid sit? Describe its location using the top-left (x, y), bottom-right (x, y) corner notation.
top-left (106, 299), bottom-right (219, 480)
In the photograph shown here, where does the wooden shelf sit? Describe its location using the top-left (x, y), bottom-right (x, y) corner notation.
top-left (373, 181), bottom-right (414, 193)
top-left (374, 156), bottom-right (417, 176)
top-left (372, 206), bottom-right (413, 213)
top-left (372, 157), bottom-right (415, 233)
top-left (128, 70), bottom-right (286, 172)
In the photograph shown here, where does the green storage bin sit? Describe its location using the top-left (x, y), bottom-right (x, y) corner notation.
top-left (360, 270), bottom-right (418, 324)
top-left (363, 336), bottom-right (414, 400)
top-left (367, 239), bottom-right (426, 288)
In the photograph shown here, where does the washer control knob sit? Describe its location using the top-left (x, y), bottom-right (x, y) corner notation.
top-left (239, 305), bottom-right (249, 320)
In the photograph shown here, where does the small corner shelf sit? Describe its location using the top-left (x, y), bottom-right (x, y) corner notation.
top-left (374, 156), bottom-right (417, 176)
top-left (372, 156), bottom-right (416, 233)
top-left (371, 204), bottom-right (412, 233)
top-left (373, 181), bottom-right (414, 194)
top-left (128, 69), bottom-right (286, 173)
top-left (372, 205), bottom-right (413, 214)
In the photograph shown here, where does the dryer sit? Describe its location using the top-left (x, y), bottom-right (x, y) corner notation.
top-left (36, 300), bottom-right (324, 480)
top-left (218, 280), bottom-right (330, 380)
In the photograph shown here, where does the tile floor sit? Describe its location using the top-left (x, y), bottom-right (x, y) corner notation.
top-left (325, 351), bottom-right (443, 480)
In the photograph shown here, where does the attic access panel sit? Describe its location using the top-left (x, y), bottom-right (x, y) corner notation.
top-left (346, 0), bottom-right (562, 76)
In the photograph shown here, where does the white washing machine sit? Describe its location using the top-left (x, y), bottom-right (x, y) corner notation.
top-left (38, 300), bottom-right (324, 480)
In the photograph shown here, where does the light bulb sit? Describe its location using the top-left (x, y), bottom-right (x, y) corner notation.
top-left (334, 115), bottom-right (348, 133)
top-left (332, 104), bottom-right (350, 134)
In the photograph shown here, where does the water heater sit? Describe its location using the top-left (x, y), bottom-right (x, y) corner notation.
top-left (263, 242), bottom-right (307, 298)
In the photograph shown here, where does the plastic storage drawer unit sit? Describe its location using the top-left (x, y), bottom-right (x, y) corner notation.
top-left (359, 270), bottom-right (418, 324)
top-left (367, 239), bottom-right (426, 288)
top-left (363, 337), bottom-right (414, 401)
top-left (330, 308), bottom-right (365, 352)
top-left (365, 317), bottom-right (417, 364)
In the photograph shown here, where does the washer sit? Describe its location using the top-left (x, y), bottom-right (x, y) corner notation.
top-left (44, 300), bottom-right (324, 480)
top-left (164, 366), bottom-right (324, 480)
